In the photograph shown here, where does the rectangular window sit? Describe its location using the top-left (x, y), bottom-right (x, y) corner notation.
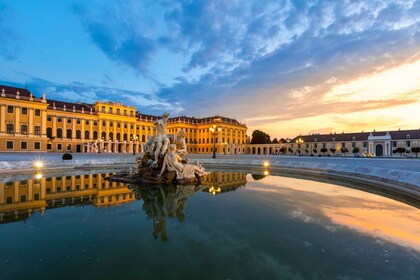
top-left (94, 121), bottom-right (98, 126)
top-left (57, 144), bottom-right (62, 150)
top-left (34, 142), bottom-right (41, 150)
top-left (58, 117), bottom-right (62, 122)
top-left (20, 195), bottom-right (27, 202)
top-left (124, 110), bottom-right (127, 115)
top-left (34, 193), bottom-right (40, 201)
top-left (67, 118), bottom-right (72, 123)
top-left (110, 122), bottom-right (113, 127)
top-left (102, 120), bottom-right (106, 126)
top-left (406, 141), bottom-right (411, 147)
top-left (77, 118), bottom-right (81, 124)
top-left (22, 107), bottom-right (28, 115)
top-left (85, 120), bottom-right (89, 125)
top-left (117, 123), bottom-right (121, 128)
top-left (7, 106), bottom-right (13, 113)
top-left (109, 108), bottom-right (113, 113)
top-left (21, 142), bottom-right (28, 150)
top-left (130, 111), bottom-right (133, 116)
top-left (352, 142), bottom-right (356, 148)
top-left (102, 106), bottom-right (105, 112)
top-left (35, 109), bottom-right (41, 116)
top-left (47, 115), bottom-right (52, 121)
top-left (124, 123), bottom-right (127, 129)
top-left (322, 143), bottom-right (326, 148)
top-left (67, 144), bottom-right (71, 151)
top-left (342, 142), bottom-right (346, 147)
top-left (6, 141), bottom-right (13, 149)
top-left (6, 197), bottom-right (13, 204)
top-left (392, 141), bottom-right (397, 147)
top-left (47, 143), bottom-right (52, 150)
top-left (363, 142), bottom-right (368, 148)
top-left (34, 126), bottom-right (41, 135)
top-left (130, 124), bottom-right (134, 129)
top-left (21, 124), bottom-right (28, 135)
top-left (7, 124), bottom-right (14, 134)
top-left (117, 109), bottom-right (120, 114)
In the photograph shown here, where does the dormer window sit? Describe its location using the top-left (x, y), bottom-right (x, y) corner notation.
top-left (314, 138), bottom-right (317, 142)
top-left (352, 137), bottom-right (356, 141)
top-left (332, 137), bottom-right (336, 141)
top-left (406, 134), bottom-right (410, 139)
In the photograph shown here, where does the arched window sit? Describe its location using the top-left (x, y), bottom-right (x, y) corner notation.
top-left (123, 133), bottom-right (128, 141)
top-left (93, 131), bottom-right (98, 139)
top-left (47, 128), bottom-right (52, 139)
top-left (85, 130), bottom-right (90, 139)
top-left (57, 128), bottom-right (62, 138)
top-left (101, 131), bottom-right (106, 139)
top-left (109, 132), bottom-right (114, 140)
top-left (76, 130), bottom-right (81, 139)
top-left (66, 129), bottom-right (72, 139)
top-left (117, 133), bottom-right (121, 140)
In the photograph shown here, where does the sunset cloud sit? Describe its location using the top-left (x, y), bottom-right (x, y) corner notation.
top-left (0, 0), bottom-right (418, 138)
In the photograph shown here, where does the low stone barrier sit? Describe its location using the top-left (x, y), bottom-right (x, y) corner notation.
top-left (193, 157), bottom-right (420, 202)
top-left (0, 156), bottom-right (418, 202)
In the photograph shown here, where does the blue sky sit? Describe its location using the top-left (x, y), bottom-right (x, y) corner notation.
top-left (0, 0), bottom-right (419, 137)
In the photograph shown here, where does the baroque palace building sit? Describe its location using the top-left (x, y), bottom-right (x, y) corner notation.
top-left (0, 85), bottom-right (247, 154)
top-left (246, 129), bottom-right (420, 157)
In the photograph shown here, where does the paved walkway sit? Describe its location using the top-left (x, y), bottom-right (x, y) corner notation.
top-left (0, 152), bottom-right (419, 172)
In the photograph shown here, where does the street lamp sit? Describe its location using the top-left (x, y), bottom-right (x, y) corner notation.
top-left (296, 138), bottom-right (304, 156)
top-left (131, 134), bottom-right (138, 155)
top-left (209, 125), bottom-right (221, 158)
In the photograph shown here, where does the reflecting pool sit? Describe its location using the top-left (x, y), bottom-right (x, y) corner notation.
top-left (0, 170), bottom-right (419, 279)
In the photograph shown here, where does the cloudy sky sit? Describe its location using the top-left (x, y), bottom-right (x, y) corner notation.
top-left (0, 0), bottom-right (419, 138)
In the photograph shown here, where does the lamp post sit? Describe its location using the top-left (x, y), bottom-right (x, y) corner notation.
top-left (209, 125), bottom-right (221, 158)
top-left (131, 134), bottom-right (138, 155)
top-left (296, 138), bottom-right (304, 156)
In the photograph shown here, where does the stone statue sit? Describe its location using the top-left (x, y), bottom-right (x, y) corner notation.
top-left (176, 129), bottom-right (188, 156)
top-left (128, 167), bottom-right (136, 177)
top-left (159, 144), bottom-right (208, 179)
top-left (144, 135), bottom-right (155, 156)
top-left (107, 112), bottom-right (208, 185)
top-left (153, 112), bottom-right (170, 165)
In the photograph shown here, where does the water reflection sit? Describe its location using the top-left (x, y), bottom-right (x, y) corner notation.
top-left (0, 172), bottom-right (135, 223)
top-left (0, 171), bottom-right (248, 225)
top-left (0, 170), bottom-right (419, 279)
top-left (138, 185), bottom-right (207, 241)
top-left (201, 172), bottom-right (247, 195)
top-left (132, 172), bottom-right (247, 241)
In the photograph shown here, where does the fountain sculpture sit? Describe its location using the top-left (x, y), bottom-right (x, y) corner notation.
top-left (107, 113), bottom-right (209, 185)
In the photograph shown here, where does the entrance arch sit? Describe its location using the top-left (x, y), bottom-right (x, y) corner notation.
top-left (375, 144), bottom-right (384, 157)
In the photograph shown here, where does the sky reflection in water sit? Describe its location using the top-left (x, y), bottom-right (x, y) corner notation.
top-left (0, 171), bottom-right (418, 280)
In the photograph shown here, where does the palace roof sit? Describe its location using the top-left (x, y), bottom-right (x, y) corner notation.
top-left (291, 129), bottom-right (420, 142)
top-left (0, 85), bottom-right (33, 97)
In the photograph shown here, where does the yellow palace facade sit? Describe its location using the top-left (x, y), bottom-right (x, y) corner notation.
top-left (0, 85), bottom-right (247, 155)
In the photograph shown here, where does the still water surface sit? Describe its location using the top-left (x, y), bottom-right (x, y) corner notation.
top-left (0, 171), bottom-right (419, 279)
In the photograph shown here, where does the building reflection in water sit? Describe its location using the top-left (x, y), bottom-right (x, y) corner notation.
top-left (201, 172), bottom-right (247, 195)
top-left (0, 171), bottom-right (247, 241)
top-left (0, 172), bottom-right (135, 224)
